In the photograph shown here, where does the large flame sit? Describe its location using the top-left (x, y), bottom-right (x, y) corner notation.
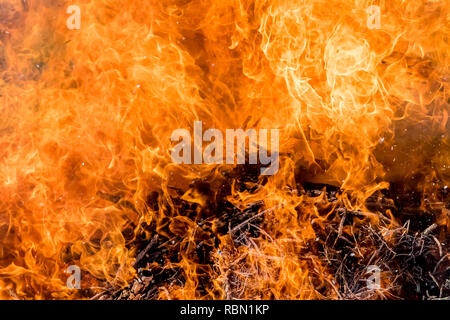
top-left (0, 0), bottom-right (448, 299)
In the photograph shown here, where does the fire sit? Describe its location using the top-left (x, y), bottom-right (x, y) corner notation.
top-left (0, 0), bottom-right (448, 299)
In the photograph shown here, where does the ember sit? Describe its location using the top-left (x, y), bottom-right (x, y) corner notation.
top-left (0, 0), bottom-right (448, 301)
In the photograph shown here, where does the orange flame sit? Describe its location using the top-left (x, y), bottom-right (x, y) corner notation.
top-left (0, 0), bottom-right (448, 299)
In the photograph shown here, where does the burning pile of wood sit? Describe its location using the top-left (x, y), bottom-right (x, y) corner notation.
top-left (95, 166), bottom-right (449, 300)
